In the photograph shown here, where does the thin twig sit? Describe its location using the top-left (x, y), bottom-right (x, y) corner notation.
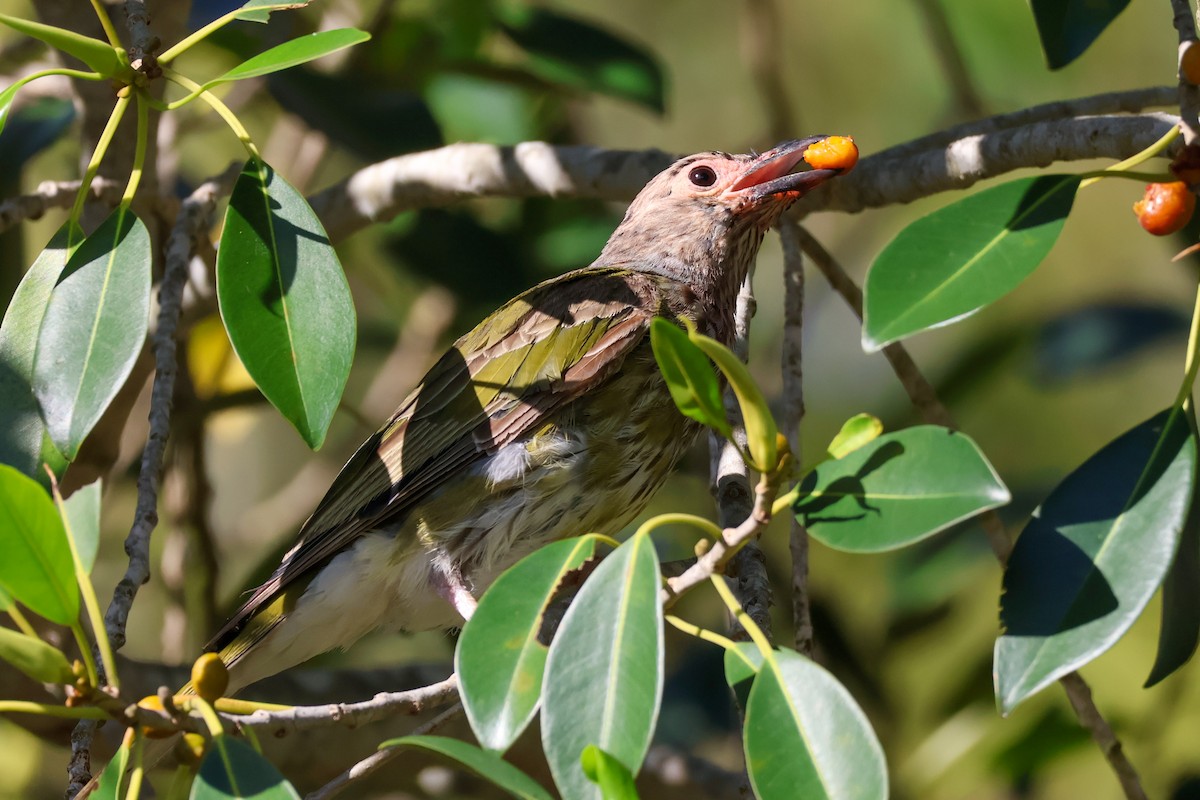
top-left (305, 702), bottom-right (465, 800)
top-left (797, 225), bottom-right (1146, 800)
top-left (122, 0), bottom-right (161, 80)
top-left (0, 177), bottom-right (124, 235)
top-left (778, 220), bottom-right (813, 655)
top-left (1171, 0), bottom-right (1200, 144)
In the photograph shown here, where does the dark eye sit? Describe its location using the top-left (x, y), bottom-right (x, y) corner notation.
top-left (688, 165), bottom-right (717, 187)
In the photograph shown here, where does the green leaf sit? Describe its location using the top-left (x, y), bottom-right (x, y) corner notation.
top-left (649, 318), bottom-right (730, 437)
top-left (862, 175), bottom-right (1080, 351)
top-left (1030, 0), bottom-right (1130, 69)
top-left (234, 0), bottom-right (314, 24)
top-left (827, 413), bottom-right (884, 460)
top-left (32, 208), bottom-right (151, 461)
top-left (217, 159), bottom-right (355, 449)
top-left (203, 29), bottom-right (370, 89)
top-left (0, 13), bottom-right (123, 77)
top-left (0, 586), bottom-right (10, 610)
top-left (62, 479), bottom-right (102, 574)
top-left (0, 626), bottom-right (74, 683)
top-left (93, 741), bottom-right (131, 800)
top-left (995, 409), bottom-right (1196, 713)
top-left (191, 735), bottom-right (301, 799)
top-left (0, 463), bottom-right (78, 624)
top-left (795, 426), bottom-right (1010, 553)
top-left (458, 535), bottom-right (599, 753)
top-left (1145, 484), bottom-right (1200, 687)
top-left (723, 642), bottom-right (764, 712)
top-left (542, 532), bottom-right (663, 800)
top-left (377, 735), bottom-right (554, 800)
top-left (691, 332), bottom-right (777, 470)
top-left (497, 6), bottom-right (664, 112)
top-left (581, 745), bottom-right (641, 799)
top-left (0, 223), bottom-right (75, 477)
top-left (745, 648), bottom-right (888, 800)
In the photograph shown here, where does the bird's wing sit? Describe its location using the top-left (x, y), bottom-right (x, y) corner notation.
top-left (209, 267), bottom-right (669, 653)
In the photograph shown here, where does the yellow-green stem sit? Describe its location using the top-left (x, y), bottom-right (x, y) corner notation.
top-left (242, 724), bottom-right (263, 754)
top-left (120, 95), bottom-right (149, 209)
top-left (160, 8), bottom-right (246, 63)
top-left (70, 623), bottom-right (98, 688)
top-left (50, 475), bottom-right (120, 689)
top-left (1080, 124), bottom-right (1181, 188)
top-left (87, 0), bottom-right (123, 50)
top-left (0, 701), bottom-right (107, 719)
top-left (185, 697), bottom-right (226, 738)
top-left (709, 574), bottom-right (774, 657)
top-left (772, 484), bottom-right (801, 516)
top-left (162, 67), bottom-right (260, 161)
top-left (1078, 169), bottom-right (1175, 184)
top-left (70, 95), bottom-right (131, 234)
top-left (635, 513), bottom-right (723, 541)
top-left (5, 605), bottom-right (37, 638)
top-left (125, 733), bottom-right (145, 800)
top-left (665, 614), bottom-right (741, 652)
top-left (1176, 275), bottom-right (1200, 409)
top-left (212, 697), bottom-right (292, 714)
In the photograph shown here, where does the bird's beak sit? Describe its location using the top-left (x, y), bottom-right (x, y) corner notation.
top-left (725, 136), bottom-right (840, 202)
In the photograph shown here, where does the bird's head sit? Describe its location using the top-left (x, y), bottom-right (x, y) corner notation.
top-left (597, 137), bottom-right (847, 307)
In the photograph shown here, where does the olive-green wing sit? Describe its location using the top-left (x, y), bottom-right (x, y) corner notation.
top-left (209, 267), bottom-right (666, 653)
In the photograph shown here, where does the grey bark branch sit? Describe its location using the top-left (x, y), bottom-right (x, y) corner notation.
top-left (0, 178), bottom-right (124, 235)
top-left (1171, 0), bottom-right (1200, 143)
top-left (121, 0), bottom-right (160, 80)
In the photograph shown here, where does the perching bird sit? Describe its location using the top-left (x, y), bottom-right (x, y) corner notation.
top-left (207, 138), bottom-right (846, 693)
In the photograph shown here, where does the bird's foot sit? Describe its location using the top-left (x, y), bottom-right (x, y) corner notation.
top-left (431, 565), bottom-right (479, 621)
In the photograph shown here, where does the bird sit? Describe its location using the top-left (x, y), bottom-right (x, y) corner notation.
top-left (206, 138), bottom-right (846, 694)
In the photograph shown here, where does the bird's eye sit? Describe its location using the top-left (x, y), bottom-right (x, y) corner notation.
top-left (688, 166), bottom-right (717, 187)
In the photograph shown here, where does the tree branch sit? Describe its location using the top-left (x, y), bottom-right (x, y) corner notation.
top-left (1170, 0), bottom-right (1200, 143)
top-left (0, 177), bottom-right (124, 235)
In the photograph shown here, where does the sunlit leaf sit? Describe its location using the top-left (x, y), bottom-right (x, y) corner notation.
top-left (377, 736), bottom-right (554, 800)
top-left (0, 13), bottom-right (123, 77)
top-left (0, 223), bottom-right (75, 477)
top-left (203, 29), bottom-right (370, 90)
top-left (863, 175), bottom-right (1080, 351)
top-left (191, 735), bottom-right (300, 799)
top-left (649, 318), bottom-right (730, 437)
top-left (995, 409), bottom-right (1196, 713)
top-left (234, 0), bottom-right (314, 24)
top-left (691, 332), bottom-right (777, 469)
top-left (542, 532), bottom-right (663, 800)
top-left (827, 413), bottom-right (884, 460)
top-left (0, 463), bottom-right (78, 624)
top-left (745, 648), bottom-right (888, 800)
top-left (458, 535), bottom-right (599, 753)
top-left (581, 745), bottom-right (640, 799)
top-left (62, 479), bottom-right (102, 574)
top-left (217, 159), bottom-right (355, 449)
top-left (0, 626), bottom-right (74, 683)
top-left (93, 741), bottom-right (130, 800)
top-left (795, 426), bottom-right (1010, 552)
top-left (33, 208), bottom-right (151, 460)
top-left (1030, 0), bottom-right (1131, 69)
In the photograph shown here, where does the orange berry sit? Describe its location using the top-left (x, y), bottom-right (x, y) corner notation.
top-left (137, 695), bottom-right (175, 739)
top-left (1182, 40), bottom-right (1200, 85)
top-left (190, 652), bottom-right (229, 703)
top-left (1133, 182), bottom-right (1196, 236)
top-left (803, 136), bottom-right (858, 173)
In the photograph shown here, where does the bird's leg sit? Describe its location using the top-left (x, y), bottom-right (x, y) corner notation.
top-left (431, 562), bottom-right (479, 621)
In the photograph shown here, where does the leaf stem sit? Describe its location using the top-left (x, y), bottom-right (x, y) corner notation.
top-left (0, 701), bottom-right (107, 719)
top-left (162, 67), bottom-right (261, 161)
top-left (5, 605), bottom-right (38, 638)
top-left (772, 484), bottom-right (801, 516)
top-left (184, 697), bottom-right (226, 738)
top-left (1077, 170), bottom-right (1175, 184)
top-left (124, 732), bottom-right (145, 800)
top-left (709, 574), bottom-right (774, 657)
top-left (1080, 124), bottom-right (1181, 188)
top-left (635, 513), bottom-right (723, 541)
top-left (664, 614), bottom-right (741, 652)
top-left (121, 94), bottom-right (149, 209)
top-left (48, 469), bottom-right (120, 689)
top-left (212, 697), bottom-right (292, 714)
top-left (159, 7), bottom-right (245, 64)
top-left (1176, 275), bottom-right (1200, 409)
top-left (69, 623), bottom-right (98, 689)
top-left (70, 95), bottom-right (131, 234)
top-left (88, 0), bottom-right (123, 50)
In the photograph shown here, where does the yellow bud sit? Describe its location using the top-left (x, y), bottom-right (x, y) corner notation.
top-left (694, 539), bottom-right (711, 558)
top-left (191, 653), bottom-right (229, 703)
top-left (175, 732), bottom-right (208, 767)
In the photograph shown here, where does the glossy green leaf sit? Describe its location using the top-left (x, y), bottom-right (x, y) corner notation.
top-left (62, 479), bottom-right (102, 574)
top-left (649, 318), bottom-right (730, 437)
top-left (0, 626), bottom-right (74, 683)
top-left (745, 648), bottom-right (888, 800)
top-left (862, 175), bottom-right (1080, 351)
top-left (581, 745), bottom-right (641, 799)
top-left (995, 409), bottom-right (1196, 713)
top-left (1145, 485), bottom-right (1200, 687)
top-left (0, 586), bottom-right (10, 610)
top-left (191, 735), bottom-right (300, 799)
top-left (234, 0), bottom-right (314, 23)
top-left (0, 223), bottom-right (75, 477)
top-left (459, 535), bottom-right (599, 753)
top-left (33, 208), bottom-right (150, 460)
top-left (691, 332), bottom-right (777, 470)
top-left (498, 6), bottom-right (664, 112)
top-left (1030, 0), bottom-right (1130, 69)
top-left (542, 532), bottom-right (663, 800)
top-left (827, 413), bottom-right (884, 460)
top-left (93, 741), bottom-right (130, 800)
top-left (0, 463), bottom-right (78, 624)
top-left (204, 29), bottom-right (369, 90)
top-left (217, 159), bottom-right (355, 449)
top-left (378, 736), bottom-right (554, 800)
top-left (0, 13), bottom-right (123, 77)
top-left (795, 426), bottom-right (1010, 553)
top-left (723, 641), bottom-right (764, 712)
